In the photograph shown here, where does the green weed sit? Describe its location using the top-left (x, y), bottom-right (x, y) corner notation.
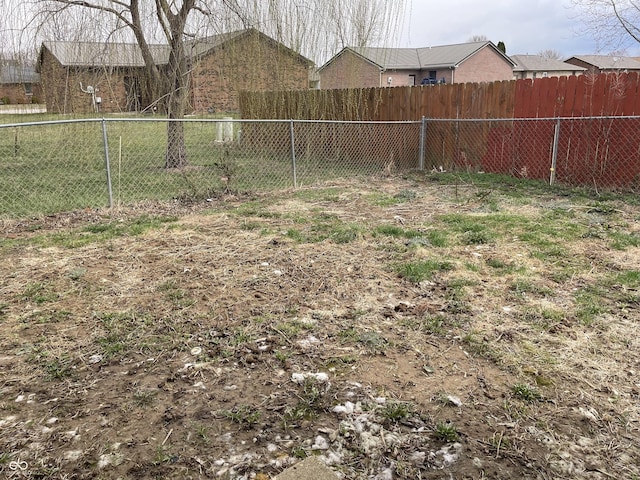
top-left (222, 405), bottom-right (262, 427)
top-left (608, 231), bottom-right (640, 250)
top-left (21, 282), bottom-right (59, 305)
top-left (511, 383), bottom-right (542, 402)
top-left (396, 259), bottom-right (454, 283)
top-left (134, 389), bottom-right (158, 407)
top-left (45, 357), bottom-right (74, 380)
top-left (380, 401), bottom-right (413, 424)
top-left (434, 422), bottom-right (460, 442)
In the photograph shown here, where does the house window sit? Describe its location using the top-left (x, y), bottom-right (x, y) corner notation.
top-left (409, 75), bottom-right (415, 86)
top-left (24, 83), bottom-right (33, 95)
top-left (542, 72), bottom-right (548, 78)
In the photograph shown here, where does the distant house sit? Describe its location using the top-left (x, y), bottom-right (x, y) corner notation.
top-left (37, 28), bottom-right (314, 114)
top-left (511, 55), bottom-right (587, 80)
top-left (564, 55), bottom-right (640, 74)
top-left (0, 61), bottom-right (42, 104)
top-left (318, 41), bottom-right (515, 89)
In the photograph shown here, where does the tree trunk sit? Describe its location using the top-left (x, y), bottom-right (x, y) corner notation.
top-left (164, 22), bottom-right (190, 169)
top-left (166, 114), bottom-right (188, 168)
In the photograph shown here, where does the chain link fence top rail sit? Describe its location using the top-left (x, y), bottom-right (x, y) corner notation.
top-left (1, 116), bottom-right (640, 217)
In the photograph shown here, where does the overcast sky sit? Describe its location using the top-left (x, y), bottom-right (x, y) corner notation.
top-left (400, 0), bottom-right (636, 58)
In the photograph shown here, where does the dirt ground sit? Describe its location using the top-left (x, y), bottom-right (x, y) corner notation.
top-left (1, 173), bottom-right (639, 479)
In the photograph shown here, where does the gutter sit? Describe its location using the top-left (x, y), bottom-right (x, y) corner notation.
top-left (379, 67), bottom-right (387, 87)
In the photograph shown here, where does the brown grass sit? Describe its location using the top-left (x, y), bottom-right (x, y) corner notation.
top-left (1, 173), bottom-right (639, 479)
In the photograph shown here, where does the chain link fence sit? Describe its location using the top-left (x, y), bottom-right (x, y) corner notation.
top-left (1, 116), bottom-right (639, 217)
top-left (424, 116), bottom-right (640, 191)
top-left (0, 118), bottom-right (420, 216)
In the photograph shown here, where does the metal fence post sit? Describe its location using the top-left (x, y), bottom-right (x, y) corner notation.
top-left (418, 116), bottom-right (426, 171)
top-left (550, 118), bottom-right (561, 186)
top-left (101, 118), bottom-right (114, 208)
top-left (290, 119), bottom-right (297, 188)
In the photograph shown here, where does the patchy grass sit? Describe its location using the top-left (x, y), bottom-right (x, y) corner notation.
top-left (1, 173), bottom-right (640, 479)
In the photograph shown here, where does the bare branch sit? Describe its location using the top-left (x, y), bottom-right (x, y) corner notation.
top-left (39, 0), bottom-right (135, 30)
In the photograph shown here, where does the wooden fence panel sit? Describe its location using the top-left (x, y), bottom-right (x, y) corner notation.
top-left (241, 72), bottom-right (640, 121)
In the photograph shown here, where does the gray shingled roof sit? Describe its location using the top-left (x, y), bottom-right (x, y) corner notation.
top-left (342, 41), bottom-right (514, 70)
top-left (511, 55), bottom-right (587, 72)
top-left (0, 63), bottom-right (40, 84)
top-left (42, 41), bottom-right (170, 67)
top-left (187, 30), bottom-right (254, 58)
top-left (41, 29), bottom-right (313, 69)
top-left (43, 32), bottom-right (244, 68)
top-left (567, 55), bottom-right (640, 70)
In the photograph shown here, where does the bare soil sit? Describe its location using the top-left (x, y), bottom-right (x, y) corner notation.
top-left (1, 174), bottom-right (639, 479)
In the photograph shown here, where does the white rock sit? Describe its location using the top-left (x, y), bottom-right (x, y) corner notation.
top-left (190, 347), bottom-right (202, 356)
top-left (312, 435), bottom-right (329, 450)
top-left (65, 450), bottom-right (83, 462)
top-left (360, 431), bottom-right (381, 454)
top-left (296, 335), bottom-right (321, 350)
top-left (321, 451), bottom-right (342, 466)
top-left (374, 468), bottom-right (393, 480)
top-left (578, 406), bottom-right (599, 422)
top-left (97, 453), bottom-right (123, 469)
top-left (63, 430), bottom-right (79, 441)
top-left (291, 372), bottom-right (329, 384)
top-left (447, 395), bottom-right (463, 407)
top-left (410, 451), bottom-right (426, 465)
top-left (88, 354), bottom-right (103, 364)
top-left (332, 401), bottom-right (356, 415)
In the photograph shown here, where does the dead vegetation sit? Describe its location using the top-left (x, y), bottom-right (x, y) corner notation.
top-left (1, 173), bottom-right (639, 479)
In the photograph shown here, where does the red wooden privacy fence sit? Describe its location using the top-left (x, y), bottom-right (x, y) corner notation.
top-left (239, 73), bottom-right (640, 190)
top-left (240, 72), bottom-right (640, 121)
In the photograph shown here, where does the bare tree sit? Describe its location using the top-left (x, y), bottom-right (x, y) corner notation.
top-left (221, 0), bottom-right (406, 66)
top-left (538, 49), bottom-right (563, 60)
top-left (468, 34), bottom-right (489, 42)
top-left (3, 0), bottom-right (407, 167)
top-left (571, 0), bottom-right (640, 51)
top-left (21, 0), bottom-right (212, 167)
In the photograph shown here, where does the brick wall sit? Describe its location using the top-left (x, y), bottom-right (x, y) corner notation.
top-left (454, 46), bottom-right (513, 83)
top-left (40, 48), bottom-right (136, 114)
top-left (321, 46), bottom-right (513, 89)
top-left (40, 32), bottom-right (311, 115)
top-left (190, 32), bottom-right (310, 113)
top-left (0, 83), bottom-right (43, 104)
top-left (319, 50), bottom-right (381, 89)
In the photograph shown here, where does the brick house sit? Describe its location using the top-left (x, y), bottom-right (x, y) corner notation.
top-left (318, 41), bottom-right (515, 89)
top-left (0, 61), bottom-right (43, 105)
top-left (564, 55), bottom-right (640, 75)
top-left (37, 28), bottom-right (314, 114)
top-left (511, 55), bottom-right (587, 80)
